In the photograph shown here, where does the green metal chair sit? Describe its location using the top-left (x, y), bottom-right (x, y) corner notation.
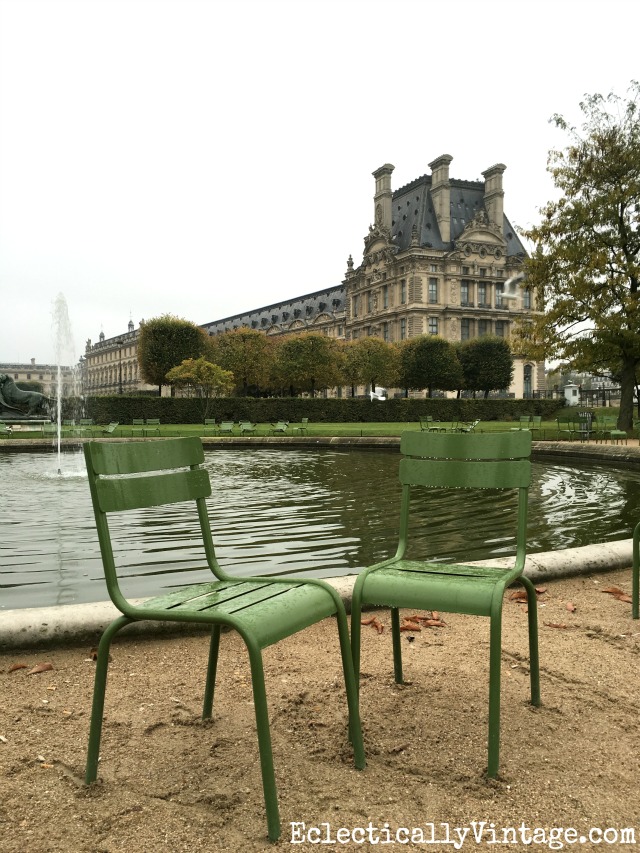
top-left (218, 421), bottom-right (235, 436)
top-left (132, 418), bottom-right (145, 436)
top-left (143, 418), bottom-right (161, 436)
top-left (239, 421), bottom-right (257, 435)
top-left (101, 422), bottom-right (120, 436)
top-left (203, 418), bottom-right (217, 436)
top-left (0, 422), bottom-right (12, 437)
top-left (82, 437), bottom-right (364, 842)
top-left (511, 415), bottom-right (532, 431)
top-left (350, 431), bottom-right (540, 779)
top-left (294, 417), bottom-right (310, 434)
top-left (271, 421), bottom-right (288, 436)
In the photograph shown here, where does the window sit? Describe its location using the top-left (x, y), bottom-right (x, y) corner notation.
top-left (352, 296), bottom-right (359, 317)
top-left (428, 317), bottom-right (439, 335)
top-left (338, 325), bottom-right (343, 336)
top-left (480, 268), bottom-right (486, 277)
top-left (478, 283), bottom-right (486, 306)
top-left (495, 284), bottom-right (504, 308)
top-left (383, 322), bottom-right (390, 342)
top-left (523, 288), bottom-right (531, 309)
top-left (429, 263), bottom-right (438, 273)
top-left (478, 319), bottom-right (489, 336)
top-left (400, 279), bottom-right (406, 304)
top-left (461, 280), bottom-right (473, 306)
top-left (495, 320), bottom-right (507, 337)
top-left (461, 319), bottom-right (471, 341)
top-left (367, 291), bottom-right (373, 313)
top-left (382, 284), bottom-right (388, 308)
top-left (428, 277), bottom-right (438, 304)
top-left (400, 318), bottom-right (407, 340)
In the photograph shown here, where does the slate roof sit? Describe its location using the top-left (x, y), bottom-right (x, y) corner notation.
top-left (202, 285), bottom-right (345, 336)
top-left (390, 174), bottom-right (526, 256)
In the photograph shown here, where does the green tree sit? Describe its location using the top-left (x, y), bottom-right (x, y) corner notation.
top-left (165, 357), bottom-right (235, 417)
top-left (274, 333), bottom-right (342, 396)
top-left (397, 336), bottom-right (463, 397)
top-left (344, 337), bottom-right (398, 396)
top-left (457, 337), bottom-right (514, 398)
top-left (208, 327), bottom-right (275, 396)
top-left (138, 315), bottom-right (209, 395)
top-left (519, 81), bottom-right (640, 429)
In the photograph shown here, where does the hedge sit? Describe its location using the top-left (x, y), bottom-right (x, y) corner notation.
top-left (83, 396), bottom-right (563, 425)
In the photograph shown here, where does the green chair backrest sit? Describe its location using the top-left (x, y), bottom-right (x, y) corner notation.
top-left (204, 419), bottom-right (216, 426)
top-left (80, 418), bottom-right (94, 426)
top-left (83, 437), bottom-right (216, 609)
top-left (531, 415), bottom-right (542, 426)
top-left (301, 417), bottom-right (309, 426)
top-left (133, 418), bottom-right (145, 426)
top-left (398, 431), bottom-right (531, 571)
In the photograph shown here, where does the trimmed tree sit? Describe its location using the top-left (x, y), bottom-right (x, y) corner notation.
top-left (273, 333), bottom-right (342, 397)
top-left (208, 327), bottom-right (275, 396)
top-left (346, 337), bottom-right (398, 396)
top-left (138, 315), bottom-right (209, 395)
top-left (518, 81), bottom-right (640, 429)
top-left (457, 337), bottom-right (514, 398)
top-left (397, 336), bottom-right (463, 397)
top-left (165, 357), bottom-right (235, 418)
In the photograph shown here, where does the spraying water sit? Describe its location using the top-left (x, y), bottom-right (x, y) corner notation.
top-left (51, 294), bottom-right (77, 474)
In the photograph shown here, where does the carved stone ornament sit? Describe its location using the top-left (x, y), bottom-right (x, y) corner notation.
top-left (375, 203), bottom-right (383, 225)
top-left (450, 283), bottom-right (458, 303)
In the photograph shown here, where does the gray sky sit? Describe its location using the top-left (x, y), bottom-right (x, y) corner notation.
top-left (1, 0), bottom-right (638, 366)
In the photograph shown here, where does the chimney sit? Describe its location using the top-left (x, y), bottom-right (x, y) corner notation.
top-left (372, 163), bottom-right (394, 230)
top-left (428, 154), bottom-right (453, 243)
top-left (482, 163), bottom-right (506, 228)
top-left (31, 357), bottom-right (36, 366)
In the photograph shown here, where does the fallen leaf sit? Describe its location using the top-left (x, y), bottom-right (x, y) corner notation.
top-left (431, 611), bottom-right (440, 621)
top-left (371, 617), bottom-right (384, 635)
top-left (602, 586), bottom-right (626, 596)
top-left (614, 593), bottom-right (633, 603)
top-left (544, 622), bottom-right (568, 629)
top-left (535, 587), bottom-right (547, 595)
top-left (421, 619), bottom-right (447, 628)
top-left (8, 663), bottom-right (28, 673)
top-left (40, 763), bottom-right (54, 769)
top-left (27, 663), bottom-right (54, 675)
top-left (360, 615), bottom-right (377, 626)
top-left (566, 602), bottom-right (576, 613)
top-left (400, 622), bottom-right (421, 632)
top-left (509, 590), bottom-right (528, 602)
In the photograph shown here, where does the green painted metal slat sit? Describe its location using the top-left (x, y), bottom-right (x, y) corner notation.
top-left (86, 436), bottom-right (204, 475)
top-left (401, 430), bottom-right (531, 459)
top-left (400, 457), bottom-right (531, 489)
top-left (97, 468), bottom-right (211, 512)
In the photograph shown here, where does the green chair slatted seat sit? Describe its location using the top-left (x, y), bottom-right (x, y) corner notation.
top-left (218, 421), bottom-right (235, 435)
top-left (82, 437), bottom-right (365, 842)
top-left (271, 421), bottom-right (288, 435)
top-left (350, 430), bottom-right (540, 779)
top-left (239, 421), bottom-right (257, 435)
top-left (143, 418), bottom-right (161, 436)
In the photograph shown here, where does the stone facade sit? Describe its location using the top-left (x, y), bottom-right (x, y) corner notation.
top-left (0, 358), bottom-right (77, 398)
top-left (82, 321), bottom-right (158, 396)
top-left (202, 156), bottom-right (543, 397)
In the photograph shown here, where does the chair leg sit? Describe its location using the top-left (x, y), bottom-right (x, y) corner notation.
top-left (390, 607), bottom-right (403, 684)
top-left (350, 585), bottom-right (363, 685)
top-left (246, 640), bottom-right (280, 842)
top-left (519, 576), bottom-right (541, 706)
top-left (633, 522), bottom-right (640, 620)
top-left (334, 609), bottom-right (365, 770)
top-left (487, 605), bottom-right (503, 778)
top-left (86, 616), bottom-right (132, 784)
top-left (202, 625), bottom-right (221, 719)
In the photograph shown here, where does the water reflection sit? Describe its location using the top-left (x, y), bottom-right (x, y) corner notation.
top-left (2, 448), bottom-right (639, 610)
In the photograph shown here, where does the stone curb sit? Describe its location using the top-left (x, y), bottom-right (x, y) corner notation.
top-left (0, 541), bottom-right (633, 651)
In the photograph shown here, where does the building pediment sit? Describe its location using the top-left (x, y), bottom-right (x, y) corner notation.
top-left (455, 208), bottom-right (506, 250)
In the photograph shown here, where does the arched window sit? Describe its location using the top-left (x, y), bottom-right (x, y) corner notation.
top-left (523, 364), bottom-right (533, 398)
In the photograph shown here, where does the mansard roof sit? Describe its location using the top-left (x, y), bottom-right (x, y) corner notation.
top-left (390, 174), bottom-right (526, 257)
top-left (202, 284), bottom-right (345, 336)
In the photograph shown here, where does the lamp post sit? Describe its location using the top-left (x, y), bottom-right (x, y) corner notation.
top-left (116, 339), bottom-right (123, 395)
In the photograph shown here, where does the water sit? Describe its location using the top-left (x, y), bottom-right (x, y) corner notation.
top-left (2, 447), bottom-right (639, 611)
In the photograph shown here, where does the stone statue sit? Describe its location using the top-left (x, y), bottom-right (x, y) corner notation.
top-left (0, 374), bottom-right (52, 418)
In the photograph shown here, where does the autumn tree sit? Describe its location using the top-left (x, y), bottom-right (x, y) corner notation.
top-left (138, 315), bottom-right (209, 395)
top-left (274, 333), bottom-right (342, 396)
top-left (519, 81), bottom-right (640, 429)
top-left (397, 336), bottom-right (463, 397)
top-left (457, 337), bottom-right (514, 398)
top-left (342, 337), bottom-right (398, 396)
top-left (165, 357), bottom-right (235, 417)
top-left (208, 327), bottom-right (275, 396)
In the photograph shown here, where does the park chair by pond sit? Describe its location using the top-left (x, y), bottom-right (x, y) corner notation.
top-left (530, 415), bottom-right (543, 438)
top-left (218, 421), bottom-right (235, 436)
top-left (350, 431), bottom-right (540, 779)
top-left (511, 415), bottom-right (532, 431)
top-left (203, 419), bottom-right (217, 436)
top-left (82, 437), bottom-right (365, 842)
top-left (62, 418), bottom-right (76, 435)
top-left (0, 422), bottom-right (12, 437)
top-left (143, 418), bottom-right (161, 436)
top-left (572, 416), bottom-right (596, 442)
top-left (294, 417), bottom-right (310, 434)
top-left (271, 421), bottom-right (288, 436)
top-left (77, 418), bottom-right (94, 436)
top-left (132, 418), bottom-right (145, 436)
top-left (239, 421), bottom-right (257, 436)
top-left (101, 422), bottom-right (119, 436)
top-left (457, 419), bottom-right (480, 433)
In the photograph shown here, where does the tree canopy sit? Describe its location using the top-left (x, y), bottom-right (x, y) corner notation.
top-left (165, 357), bottom-right (235, 417)
top-left (397, 335), bottom-right (463, 397)
top-left (208, 327), bottom-right (275, 395)
top-left (341, 337), bottom-right (398, 395)
top-left (273, 333), bottom-right (342, 396)
top-left (518, 81), bottom-right (640, 428)
top-left (138, 315), bottom-right (209, 394)
top-left (457, 337), bottom-right (514, 398)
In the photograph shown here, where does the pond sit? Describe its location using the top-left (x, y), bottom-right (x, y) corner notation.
top-left (2, 447), bottom-right (639, 610)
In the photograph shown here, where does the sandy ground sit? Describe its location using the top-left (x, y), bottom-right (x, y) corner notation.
top-left (1, 567), bottom-right (640, 853)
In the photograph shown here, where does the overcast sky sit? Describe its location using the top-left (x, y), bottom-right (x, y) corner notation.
top-left (1, 0), bottom-right (638, 366)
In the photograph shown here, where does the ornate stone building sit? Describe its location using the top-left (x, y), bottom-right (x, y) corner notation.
top-left (0, 358), bottom-right (77, 398)
top-left (203, 156), bottom-right (542, 397)
top-left (82, 321), bottom-right (158, 396)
